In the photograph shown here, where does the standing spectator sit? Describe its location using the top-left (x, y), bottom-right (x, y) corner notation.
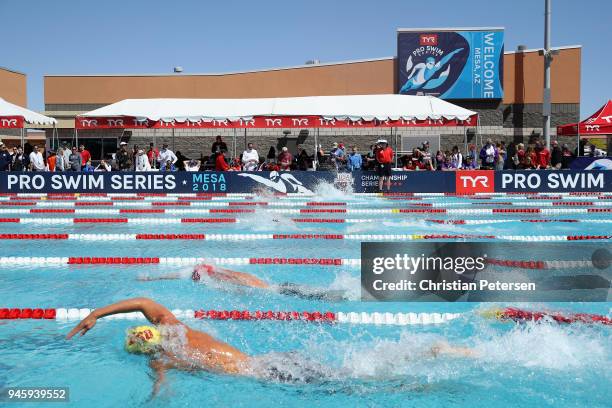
top-left (135, 149), bottom-right (151, 171)
top-left (550, 140), bottom-right (563, 169)
top-left (11, 146), bottom-right (26, 171)
top-left (278, 147), bottom-right (293, 171)
top-left (516, 143), bottom-right (526, 167)
top-left (520, 146), bottom-right (536, 169)
top-left (347, 146), bottom-right (362, 171)
top-left (365, 144), bottom-right (377, 170)
top-left (561, 144), bottom-right (575, 169)
top-left (495, 143), bottom-right (506, 170)
top-left (505, 143), bottom-right (517, 170)
top-left (479, 139), bottom-right (498, 170)
top-left (95, 160), bottom-right (111, 171)
top-left (534, 141), bottom-right (551, 169)
top-left (316, 145), bottom-right (325, 166)
top-left (435, 150), bottom-right (445, 170)
top-left (241, 143), bottom-right (259, 171)
top-left (47, 150), bottom-right (58, 172)
top-left (211, 135), bottom-right (228, 154)
top-left (157, 144), bottom-right (177, 168)
top-left (375, 139), bottom-right (394, 192)
top-left (131, 145), bottom-right (139, 170)
top-left (56, 147), bottom-right (66, 171)
top-left (266, 146), bottom-right (276, 163)
top-left (175, 151), bottom-right (188, 171)
top-left (215, 150), bottom-right (230, 171)
top-left (295, 146), bottom-right (310, 171)
top-left (62, 144), bottom-right (71, 169)
top-left (466, 144), bottom-right (478, 168)
top-left (0, 143), bottom-right (11, 171)
top-left (79, 144), bottom-right (91, 169)
top-left (450, 146), bottom-right (463, 169)
top-left (116, 142), bottom-right (132, 171)
top-left (147, 143), bottom-right (159, 169)
top-left (420, 141), bottom-right (432, 163)
top-left (29, 145), bottom-right (46, 171)
top-left (331, 143), bottom-right (347, 170)
top-left (69, 146), bottom-right (82, 171)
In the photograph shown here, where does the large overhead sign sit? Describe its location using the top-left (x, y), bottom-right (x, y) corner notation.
top-left (398, 28), bottom-right (504, 99)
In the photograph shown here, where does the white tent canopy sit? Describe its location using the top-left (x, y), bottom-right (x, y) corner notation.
top-left (79, 94), bottom-right (477, 122)
top-left (0, 97), bottom-right (57, 126)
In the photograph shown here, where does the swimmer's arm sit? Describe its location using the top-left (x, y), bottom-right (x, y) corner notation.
top-left (137, 273), bottom-right (183, 282)
top-left (211, 267), bottom-right (270, 289)
top-left (149, 359), bottom-right (167, 398)
top-left (66, 298), bottom-right (180, 339)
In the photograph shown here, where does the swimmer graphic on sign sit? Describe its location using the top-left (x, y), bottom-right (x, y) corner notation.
top-left (400, 48), bottom-right (464, 94)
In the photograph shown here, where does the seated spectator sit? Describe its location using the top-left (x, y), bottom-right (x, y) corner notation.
top-left (560, 144), bottom-right (575, 169)
top-left (520, 147), bottom-right (536, 169)
top-left (278, 147), bottom-right (293, 170)
top-left (241, 143), bottom-right (259, 171)
top-left (83, 159), bottom-right (95, 172)
top-left (347, 146), bottom-right (362, 171)
top-left (184, 159), bottom-right (201, 172)
top-left (440, 155), bottom-right (454, 171)
top-left (462, 156), bottom-right (475, 170)
top-left (435, 150), bottom-right (445, 170)
top-left (422, 156), bottom-right (435, 171)
top-left (211, 135), bottom-right (228, 154)
top-left (215, 150), bottom-right (230, 171)
top-left (162, 159), bottom-right (176, 172)
top-left (95, 160), bottom-right (111, 171)
top-left (229, 157), bottom-right (242, 171)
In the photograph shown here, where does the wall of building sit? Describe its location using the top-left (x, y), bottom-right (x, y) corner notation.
top-left (0, 67), bottom-right (27, 107)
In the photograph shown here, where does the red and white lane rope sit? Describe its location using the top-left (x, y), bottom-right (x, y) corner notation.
top-left (0, 256), bottom-right (359, 266)
top-left (426, 218), bottom-right (612, 225)
top-left (1, 307), bottom-right (609, 326)
top-left (0, 256), bottom-right (599, 268)
top-left (0, 233), bottom-right (609, 241)
top-left (0, 208), bottom-right (610, 215)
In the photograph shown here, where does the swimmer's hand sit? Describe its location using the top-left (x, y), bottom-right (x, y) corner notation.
top-left (66, 314), bottom-right (97, 339)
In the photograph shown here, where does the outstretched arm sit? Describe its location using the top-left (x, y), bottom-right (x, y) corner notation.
top-left (138, 273), bottom-right (183, 282)
top-left (66, 297), bottom-right (180, 339)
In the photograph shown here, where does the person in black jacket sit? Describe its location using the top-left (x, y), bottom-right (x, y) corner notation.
top-left (116, 142), bottom-right (132, 171)
top-left (550, 140), bottom-right (563, 169)
top-left (0, 143), bottom-right (11, 171)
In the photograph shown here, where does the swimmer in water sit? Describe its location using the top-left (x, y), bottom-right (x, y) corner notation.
top-left (66, 297), bottom-right (477, 396)
top-left (138, 263), bottom-right (350, 302)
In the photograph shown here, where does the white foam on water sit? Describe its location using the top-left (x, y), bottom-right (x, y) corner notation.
top-left (327, 271), bottom-right (361, 301)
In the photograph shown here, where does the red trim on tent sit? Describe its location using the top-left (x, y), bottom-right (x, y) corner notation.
top-left (75, 114), bottom-right (477, 129)
top-left (557, 100), bottom-right (612, 136)
top-left (0, 116), bottom-right (25, 129)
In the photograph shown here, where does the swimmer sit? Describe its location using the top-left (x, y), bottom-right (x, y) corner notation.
top-left (138, 263), bottom-right (349, 302)
top-left (66, 297), bottom-right (477, 395)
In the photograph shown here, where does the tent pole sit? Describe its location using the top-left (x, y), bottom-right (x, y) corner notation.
top-left (233, 128), bottom-right (237, 159)
top-left (172, 128), bottom-right (175, 151)
top-left (394, 127), bottom-right (398, 168)
top-left (75, 128), bottom-right (79, 148)
top-left (20, 128), bottom-right (24, 147)
top-left (244, 128), bottom-right (247, 150)
top-left (464, 127), bottom-right (467, 154)
top-left (314, 128), bottom-right (319, 170)
top-left (153, 129), bottom-right (157, 169)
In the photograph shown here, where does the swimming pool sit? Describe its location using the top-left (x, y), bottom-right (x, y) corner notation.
top-left (0, 186), bottom-right (610, 407)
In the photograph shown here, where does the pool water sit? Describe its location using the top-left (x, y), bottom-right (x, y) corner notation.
top-left (0, 186), bottom-right (610, 407)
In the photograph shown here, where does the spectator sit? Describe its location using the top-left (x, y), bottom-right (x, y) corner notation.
top-left (211, 135), bottom-right (228, 154)
top-left (450, 146), bottom-right (463, 169)
top-left (420, 141), bottom-right (432, 163)
top-left (435, 150), bottom-right (445, 170)
top-left (79, 144), bottom-right (91, 169)
top-left (29, 145), bottom-right (46, 171)
top-left (506, 143), bottom-right (518, 170)
top-left (588, 143), bottom-right (605, 157)
top-left (278, 147), bottom-right (293, 171)
top-left (365, 144), bottom-right (377, 170)
top-left (131, 145), bottom-right (139, 170)
top-left (466, 144), bottom-right (478, 168)
top-left (157, 144), bottom-right (178, 168)
top-left (374, 139), bottom-right (394, 192)
top-left (0, 143), bottom-right (11, 171)
top-left (561, 144), bottom-right (575, 169)
top-left (266, 146), bottom-right (276, 163)
top-left (11, 146), bottom-right (27, 171)
top-left (316, 145), bottom-right (325, 166)
top-left (520, 146), bottom-right (536, 169)
top-left (135, 149), bottom-right (151, 171)
top-left (440, 155), bottom-right (454, 171)
top-left (241, 143), bottom-right (259, 171)
top-left (405, 148), bottom-right (424, 170)
top-left (83, 159), bottom-right (95, 172)
top-left (175, 151), bottom-right (188, 171)
top-left (62, 144), bottom-right (71, 169)
top-left (550, 140), bottom-right (563, 169)
top-left (462, 156), bottom-right (475, 170)
top-left (215, 150), bottom-right (230, 171)
top-left (331, 143), bottom-right (347, 170)
top-left (534, 141), bottom-right (551, 169)
top-left (347, 146), bottom-right (363, 171)
top-left (95, 160), bottom-right (111, 171)
top-left (479, 139), bottom-right (498, 169)
top-left (116, 142), bottom-right (132, 171)
top-left (47, 150), bottom-right (58, 172)
top-left (184, 159), bottom-right (201, 172)
top-left (162, 159), bottom-right (176, 172)
top-left (295, 146), bottom-right (311, 171)
top-left (495, 143), bottom-right (505, 170)
top-left (147, 143), bottom-right (159, 169)
top-left (56, 147), bottom-right (66, 171)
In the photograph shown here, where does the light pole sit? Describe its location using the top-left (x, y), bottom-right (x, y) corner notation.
top-left (542, 0), bottom-right (553, 151)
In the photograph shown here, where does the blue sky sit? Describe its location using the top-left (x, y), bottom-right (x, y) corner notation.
top-left (1, 0), bottom-right (610, 117)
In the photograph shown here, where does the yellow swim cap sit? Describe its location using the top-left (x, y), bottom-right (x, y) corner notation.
top-left (125, 325), bottom-right (161, 354)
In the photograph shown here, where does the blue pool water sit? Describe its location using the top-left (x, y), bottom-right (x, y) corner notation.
top-left (0, 186), bottom-right (610, 407)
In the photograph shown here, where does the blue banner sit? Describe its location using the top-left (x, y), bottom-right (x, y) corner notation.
top-left (569, 157), bottom-right (612, 170)
top-left (398, 29), bottom-right (504, 99)
top-left (0, 170), bottom-right (609, 194)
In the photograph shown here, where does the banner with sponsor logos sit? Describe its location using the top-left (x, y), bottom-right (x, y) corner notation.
top-left (398, 28), bottom-right (504, 99)
top-left (75, 115), bottom-right (477, 130)
top-left (0, 116), bottom-right (25, 129)
top-left (570, 157), bottom-right (612, 170)
top-left (0, 170), bottom-right (609, 194)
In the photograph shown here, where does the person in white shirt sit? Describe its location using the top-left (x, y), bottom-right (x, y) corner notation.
top-left (95, 160), bottom-right (111, 171)
top-left (135, 149), bottom-right (152, 171)
top-left (157, 144), bottom-right (177, 168)
top-left (241, 143), bottom-right (259, 171)
top-left (29, 146), bottom-right (46, 171)
top-left (184, 159), bottom-right (201, 172)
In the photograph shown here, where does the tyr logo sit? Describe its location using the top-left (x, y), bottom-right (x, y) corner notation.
top-left (0, 118), bottom-right (17, 127)
top-left (585, 124), bottom-right (600, 132)
top-left (265, 118), bottom-right (282, 127)
top-left (80, 119), bottom-right (98, 127)
top-left (419, 34), bottom-right (438, 46)
top-left (292, 118), bottom-right (309, 126)
top-left (107, 119), bottom-right (124, 127)
top-left (455, 170), bottom-right (494, 194)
